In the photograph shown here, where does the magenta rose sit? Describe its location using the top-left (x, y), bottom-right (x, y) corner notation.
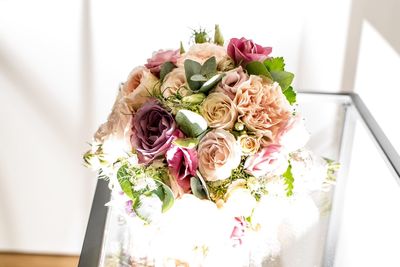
top-left (145, 49), bottom-right (180, 77)
top-left (131, 99), bottom-right (177, 164)
top-left (244, 144), bottom-right (288, 178)
top-left (227, 37), bottom-right (272, 66)
top-left (166, 132), bottom-right (199, 193)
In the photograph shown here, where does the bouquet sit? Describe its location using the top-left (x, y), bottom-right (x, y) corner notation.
top-left (84, 25), bottom-right (338, 267)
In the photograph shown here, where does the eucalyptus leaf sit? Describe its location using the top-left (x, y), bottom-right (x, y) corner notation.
top-left (270, 71), bottom-right (294, 91)
top-left (200, 56), bottom-right (217, 77)
top-left (198, 73), bottom-right (224, 93)
top-left (117, 165), bottom-right (134, 199)
top-left (245, 61), bottom-right (273, 80)
top-left (191, 177), bottom-right (210, 200)
top-left (154, 180), bottom-right (175, 212)
top-left (184, 59), bottom-right (202, 91)
top-left (192, 171), bottom-right (210, 199)
top-left (191, 74), bottom-right (208, 82)
top-left (160, 61), bottom-right (176, 82)
top-left (172, 138), bottom-right (199, 149)
top-left (175, 109), bottom-right (208, 137)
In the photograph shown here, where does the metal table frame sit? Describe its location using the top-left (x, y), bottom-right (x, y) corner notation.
top-left (78, 92), bottom-right (400, 267)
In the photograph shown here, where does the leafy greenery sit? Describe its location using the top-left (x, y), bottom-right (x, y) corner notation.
top-left (264, 57), bottom-right (285, 72)
top-left (184, 59), bottom-right (203, 91)
top-left (270, 71), bottom-right (294, 91)
top-left (283, 86), bottom-right (297, 105)
top-left (117, 164), bottom-right (136, 199)
top-left (191, 176), bottom-right (210, 200)
top-left (245, 61), bottom-right (273, 80)
top-left (184, 56), bottom-right (223, 93)
top-left (198, 73), bottom-right (224, 93)
top-left (153, 180), bottom-right (175, 212)
top-left (115, 162), bottom-right (175, 223)
top-left (245, 57), bottom-right (297, 105)
top-left (175, 109), bottom-right (208, 137)
top-left (160, 61), bottom-right (176, 82)
top-left (207, 158), bottom-right (254, 201)
top-left (324, 157), bottom-right (340, 182)
top-left (201, 56), bottom-right (217, 77)
top-left (282, 162), bottom-right (294, 197)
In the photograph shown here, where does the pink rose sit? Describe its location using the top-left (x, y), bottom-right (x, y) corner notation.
top-left (166, 133), bottom-right (199, 193)
top-left (214, 66), bottom-right (248, 100)
top-left (145, 49), bottom-right (180, 77)
top-left (227, 37), bottom-right (272, 66)
top-left (244, 144), bottom-right (288, 178)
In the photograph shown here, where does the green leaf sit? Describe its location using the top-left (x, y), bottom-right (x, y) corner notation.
top-left (190, 175), bottom-right (210, 200)
top-left (154, 180), bottom-right (175, 212)
top-left (172, 138), bottom-right (199, 149)
top-left (200, 56), bottom-right (217, 77)
top-left (191, 74), bottom-right (208, 82)
top-left (175, 109), bottom-right (208, 137)
top-left (117, 165), bottom-right (134, 199)
top-left (270, 71), bottom-right (294, 91)
top-left (283, 86), bottom-right (297, 105)
top-left (264, 57), bottom-right (285, 72)
top-left (159, 61), bottom-right (176, 83)
top-left (282, 163), bottom-right (294, 197)
top-left (245, 61), bottom-right (273, 80)
top-left (132, 193), bottom-right (162, 223)
top-left (198, 73), bottom-right (224, 93)
top-left (184, 59), bottom-right (203, 91)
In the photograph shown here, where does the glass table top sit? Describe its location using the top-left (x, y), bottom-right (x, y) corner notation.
top-left (79, 93), bottom-right (400, 267)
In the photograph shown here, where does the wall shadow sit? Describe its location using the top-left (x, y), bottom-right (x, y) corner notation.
top-left (341, 0), bottom-right (400, 92)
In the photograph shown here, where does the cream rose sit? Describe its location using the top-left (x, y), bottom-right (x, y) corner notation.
top-left (223, 179), bottom-right (257, 217)
top-left (122, 66), bottom-right (159, 112)
top-left (94, 84), bottom-right (132, 144)
top-left (198, 129), bottom-right (241, 181)
top-left (238, 134), bottom-right (261, 155)
top-left (177, 43), bottom-right (228, 67)
top-left (160, 68), bottom-right (190, 98)
top-left (201, 92), bottom-right (238, 130)
top-left (234, 76), bottom-right (292, 141)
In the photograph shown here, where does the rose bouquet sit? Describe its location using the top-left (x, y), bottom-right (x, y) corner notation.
top-left (84, 26), bottom-right (338, 267)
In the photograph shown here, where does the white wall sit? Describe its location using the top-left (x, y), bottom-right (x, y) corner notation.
top-left (2, 0), bottom-right (397, 255)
